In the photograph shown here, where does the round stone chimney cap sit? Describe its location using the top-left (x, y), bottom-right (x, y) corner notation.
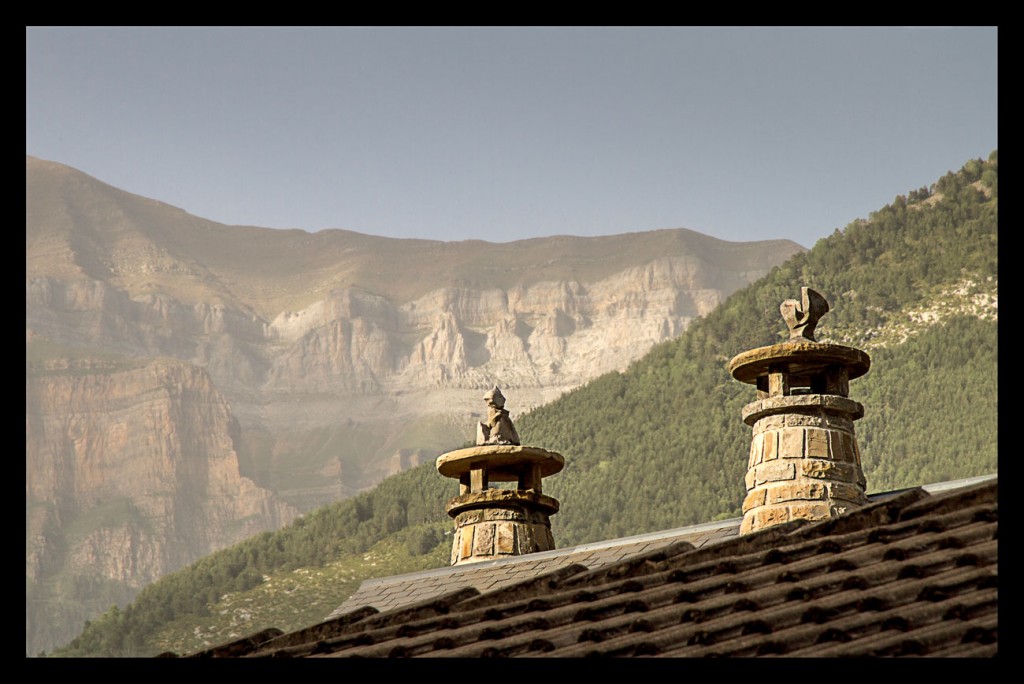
top-left (436, 445), bottom-right (564, 481)
top-left (728, 341), bottom-right (870, 385)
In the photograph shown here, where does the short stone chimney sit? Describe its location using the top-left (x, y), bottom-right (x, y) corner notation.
top-left (436, 387), bottom-right (564, 565)
top-left (728, 287), bottom-right (870, 534)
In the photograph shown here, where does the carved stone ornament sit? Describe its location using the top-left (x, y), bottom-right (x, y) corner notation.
top-left (476, 386), bottom-right (521, 446)
top-left (780, 287), bottom-right (830, 342)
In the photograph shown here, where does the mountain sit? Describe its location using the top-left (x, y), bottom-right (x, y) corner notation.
top-left (49, 152), bottom-right (996, 657)
top-left (26, 156), bottom-right (802, 655)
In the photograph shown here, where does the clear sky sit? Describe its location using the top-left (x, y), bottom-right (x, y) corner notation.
top-left (26, 26), bottom-right (997, 249)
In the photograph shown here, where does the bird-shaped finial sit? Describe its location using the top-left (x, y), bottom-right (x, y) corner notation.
top-left (780, 287), bottom-right (830, 342)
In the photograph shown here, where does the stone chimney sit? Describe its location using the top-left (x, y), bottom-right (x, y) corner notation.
top-left (728, 287), bottom-right (870, 534)
top-left (436, 387), bottom-right (564, 565)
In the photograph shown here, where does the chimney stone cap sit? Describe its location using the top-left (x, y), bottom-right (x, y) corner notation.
top-left (728, 341), bottom-right (870, 385)
top-left (437, 445), bottom-right (564, 481)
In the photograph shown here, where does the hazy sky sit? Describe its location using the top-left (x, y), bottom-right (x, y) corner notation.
top-left (26, 27), bottom-right (997, 249)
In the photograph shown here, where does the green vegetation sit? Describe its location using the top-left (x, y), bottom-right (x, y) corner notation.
top-left (526, 152), bottom-right (997, 544)
top-left (51, 153), bottom-right (997, 657)
top-left (856, 315), bottom-right (997, 490)
top-left (53, 466), bottom-right (454, 656)
top-left (59, 525), bottom-right (450, 657)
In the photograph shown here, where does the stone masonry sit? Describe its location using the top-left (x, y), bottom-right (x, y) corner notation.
top-left (447, 489), bottom-right (558, 565)
top-left (729, 288), bottom-right (871, 534)
top-left (438, 445), bottom-right (564, 565)
top-left (437, 389), bottom-right (564, 565)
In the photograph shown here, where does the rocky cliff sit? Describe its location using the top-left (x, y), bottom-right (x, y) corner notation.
top-left (25, 357), bottom-right (298, 654)
top-left (25, 155), bottom-right (804, 654)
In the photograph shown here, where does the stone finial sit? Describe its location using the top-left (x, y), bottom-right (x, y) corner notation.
top-left (780, 287), bottom-right (830, 342)
top-left (476, 386), bottom-right (520, 446)
top-left (440, 385), bottom-right (562, 565)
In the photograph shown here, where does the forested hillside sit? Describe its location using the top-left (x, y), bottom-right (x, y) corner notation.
top-left (52, 152), bottom-right (997, 657)
top-left (525, 152), bottom-right (998, 542)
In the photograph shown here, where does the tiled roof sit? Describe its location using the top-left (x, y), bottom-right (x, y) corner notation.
top-left (327, 516), bottom-right (742, 619)
top-left (187, 475), bottom-right (997, 658)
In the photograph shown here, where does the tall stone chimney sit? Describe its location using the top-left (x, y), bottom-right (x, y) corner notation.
top-left (436, 387), bottom-right (564, 565)
top-left (728, 287), bottom-right (870, 534)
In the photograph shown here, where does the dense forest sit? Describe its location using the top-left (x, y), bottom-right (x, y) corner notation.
top-left (51, 152), bottom-right (997, 657)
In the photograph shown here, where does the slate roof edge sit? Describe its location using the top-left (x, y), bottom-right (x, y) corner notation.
top-left (867, 473), bottom-right (998, 501)
top-left (351, 518), bottom-right (743, 589)
top-left (918, 472), bottom-right (997, 492)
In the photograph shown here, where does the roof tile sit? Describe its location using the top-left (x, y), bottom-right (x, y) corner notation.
top-left (187, 477), bottom-right (996, 658)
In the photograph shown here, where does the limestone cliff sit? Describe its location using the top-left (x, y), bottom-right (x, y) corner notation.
top-left (25, 155), bottom-right (804, 654)
top-left (26, 357), bottom-right (298, 654)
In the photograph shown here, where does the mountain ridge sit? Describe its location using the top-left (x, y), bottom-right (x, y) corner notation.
top-left (48, 150), bottom-right (996, 658)
top-left (26, 155), bottom-right (803, 655)
top-left (29, 155), bottom-right (801, 316)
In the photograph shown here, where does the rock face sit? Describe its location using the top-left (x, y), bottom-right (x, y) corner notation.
top-left (26, 358), bottom-right (298, 655)
top-left (25, 155), bottom-right (804, 654)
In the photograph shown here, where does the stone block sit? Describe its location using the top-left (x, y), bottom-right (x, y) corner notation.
top-left (788, 502), bottom-right (832, 522)
top-left (753, 506), bottom-right (790, 529)
top-left (749, 432), bottom-right (764, 469)
top-left (754, 460), bottom-right (797, 486)
top-left (460, 526), bottom-right (475, 560)
top-left (456, 510), bottom-right (483, 525)
top-left (740, 516), bottom-right (756, 535)
top-left (768, 371), bottom-right (789, 397)
top-left (450, 530), bottom-right (461, 565)
top-left (805, 429), bottom-right (830, 458)
top-left (828, 481), bottom-right (866, 504)
top-left (824, 413), bottom-right (853, 432)
top-left (779, 428), bottom-right (805, 459)
top-left (745, 469), bottom-right (756, 491)
top-left (470, 467), bottom-right (488, 493)
top-left (785, 411), bottom-right (826, 428)
top-left (767, 482), bottom-right (827, 504)
top-left (828, 432), bottom-right (849, 462)
top-left (528, 511), bottom-right (547, 525)
top-left (474, 523), bottom-right (495, 556)
top-left (541, 525), bottom-right (555, 551)
top-left (801, 459), bottom-right (855, 481)
top-left (517, 526), bottom-right (539, 555)
top-left (496, 522), bottom-right (515, 554)
top-left (484, 508), bottom-right (522, 522)
top-left (847, 436), bottom-right (864, 462)
top-left (763, 431), bottom-right (778, 461)
top-left (826, 366), bottom-right (850, 396)
top-left (755, 414), bottom-right (785, 432)
top-left (742, 488), bottom-right (767, 513)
